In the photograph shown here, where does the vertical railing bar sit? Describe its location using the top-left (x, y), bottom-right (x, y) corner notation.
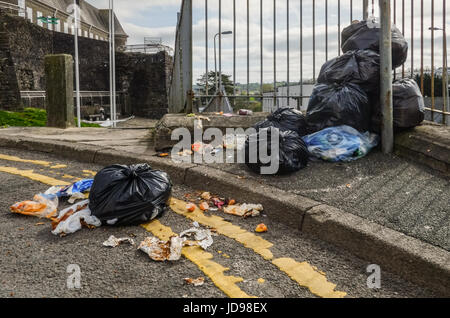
top-left (393, 0), bottom-right (397, 81)
top-left (313, 0), bottom-right (316, 80)
top-left (287, 0), bottom-right (290, 107)
top-left (260, 0), bottom-right (263, 98)
top-left (411, 0), bottom-right (414, 78)
top-left (205, 0), bottom-right (208, 98)
top-left (247, 0), bottom-right (250, 108)
top-left (300, 0), bottom-right (303, 109)
top-left (233, 0), bottom-right (236, 107)
top-left (337, 0), bottom-right (341, 57)
top-left (274, 0), bottom-right (277, 109)
top-left (431, 0), bottom-right (435, 122)
top-left (420, 0), bottom-right (424, 94)
top-left (443, 0), bottom-right (447, 124)
top-left (325, 0), bottom-right (328, 62)
top-left (350, 0), bottom-right (353, 22)
top-left (372, 0), bottom-right (375, 16)
top-left (219, 0), bottom-right (222, 92)
top-left (402, 0), bottom-right (405, 78)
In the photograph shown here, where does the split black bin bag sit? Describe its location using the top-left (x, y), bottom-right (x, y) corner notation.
top-left (89, 164), bottom-right (172, 226)
top-left (254, 107), bottom-right (308, 137)
top-left (371, 78), bottom-right (425, 132)
top-left (317, 50), bottom-right (380, 94)
top-left (341, 20), bottom-right (408, 69)
top-left (245, 127), bottom-right (309, 175)
top-left (306, 83), bottom-right (371, 134)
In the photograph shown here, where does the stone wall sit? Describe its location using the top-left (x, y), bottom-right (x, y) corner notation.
top-left (0, 11), bottom-right (171, 119)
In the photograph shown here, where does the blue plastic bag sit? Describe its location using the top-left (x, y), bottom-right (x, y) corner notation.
top-left (302, 125), bottom-right (379, 162)
top-left (58, 179), bottom-right (93, 197)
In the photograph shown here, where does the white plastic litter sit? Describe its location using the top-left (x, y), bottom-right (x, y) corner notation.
top-left (138, 236), bottom-right (186, 262)
top-left (180, 223), bottom-right (214, 250)
top-left (103, 235), bottom-right (135, 248)
top-left (51, 200), bottom-right (101, 236)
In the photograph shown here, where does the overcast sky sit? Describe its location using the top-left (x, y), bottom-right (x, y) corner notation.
top-left (86, 0), bottom-right (448, 84)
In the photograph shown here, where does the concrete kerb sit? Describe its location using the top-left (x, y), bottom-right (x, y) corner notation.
top-left (302, 205), bottom-right (450, 296)
top-left (0, 134), bottom-right (449, 296)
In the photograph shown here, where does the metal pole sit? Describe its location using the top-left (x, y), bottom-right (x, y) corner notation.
top-left (74, 0), bottom-right (81, 128)
top-left (205, 0), bottom-right (208, 98)
top-left (112, 0), bottom-right (116, 127)
top-left (247, 0), bottom-right (250, 108)
top-left (109, 0), bottom-right (113, 124)
top-left (363, 0), bottom-right (369, 20)
top-left (286, 0), bottom-right (289, 107)
top-left (380, 0), bottom-right (393, 154)
top-left (219, 0), bottom-right (222, 91)
top-left (214, 33), bottom-right (218, 91)
top-left (273, 0), bottom-right (277, 109)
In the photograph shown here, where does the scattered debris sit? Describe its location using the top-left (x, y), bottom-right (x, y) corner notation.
top-left (257, 278), bottom-right (265, 284)
top-left (201, 192), bottom-right (212, 200)
top-left (186, 203), bottom-right (196, 212)
top-left (184, 277), bottom-right (205, 287)
top-left (157, 153), bottom-right (170, 158)
top-left (180, 223), bottom-right (214, 250)
top-left (68, 192), bottom-right (86, 204)
top-left (10, 194), bottom-right (58, 219)
top-left (224, 204), bottom-right (263, 218)
top-left (51, 200), bottom-right (101, 237)
top-left (199, 202), bottom-right (210, 211)
top-left (103, 235), bottom-right (135, 248)
top-left (255, 223), bottom-right (268, 233)
top-left (138, 236), bottom-right (185, 261)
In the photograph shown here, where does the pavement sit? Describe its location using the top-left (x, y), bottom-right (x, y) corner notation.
top-left (0, 118), bottom-right (449, 296)
top-left (0, 147), bottom-right (440, 298)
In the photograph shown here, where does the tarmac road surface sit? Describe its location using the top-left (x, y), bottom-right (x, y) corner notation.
top-left (0, 147), bottom-right (440, 298)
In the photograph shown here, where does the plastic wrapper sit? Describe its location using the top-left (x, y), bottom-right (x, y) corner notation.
top-left (253, 108), bottom-right (308, 137)
top-left (371, 79), bottom-right (425, 132)
top-left (306, 83), bottom-right (371, 134)
top-left (180, 223), bottom-right (214, 250)
top-left (138, 236), bottom-right (185, 262)
top-left (223, 203), bottom-right (263, 218)
top-left (341, 19), bottom-right (408, 69)
top-left (303, 125), bottom-right (379, 162)
top-left (10, 194), bottom-right (58, 218)
top-left (51, 199), bottom-right (101, 236)
top-left (45, 179), bottom-right (93, 198)
top-left (103, 235), bottom-right (135, 247)
top-left (244, 128), bottom-right (309, 175)
top-left (317, 50), bottom-right (380, 94)
top-left (89, 164), bottom-right (172, 226)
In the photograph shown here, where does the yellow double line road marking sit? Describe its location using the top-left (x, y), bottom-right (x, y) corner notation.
top-left (170, 198), bottom-right (347, 298)
top-left (142, 220), bottom-right (255, 298)
top-left (0, 166), bottom-right (70, 186)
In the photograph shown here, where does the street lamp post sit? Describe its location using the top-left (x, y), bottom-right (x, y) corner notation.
top-left (214, 31), bottom-right (232, 91)
top-left (429, 27), bottom-right (449, 125)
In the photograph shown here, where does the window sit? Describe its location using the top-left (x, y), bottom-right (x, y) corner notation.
top-left (37, 12), bottom-right (43, 26)
top-left (100, 37), bottom-right (104, 41)
top-left (26, 7), bottom-right (33, 22)
top-left (84, 30), bottom-right (88, 37)
top-left (47, 16), bottom-right (52, 30)
top-left (95, 35), bottom-right (99, 40)
top-left (64, 22), bottom-right (68, 34)
top-left (18, 0), bottom-right (25, 17)
top-left (55, 20), bottom-right (61, 32)
top-left (78, 28), bottom-right (82, 36)
top-left (89, 32), bottom-right (94, 39)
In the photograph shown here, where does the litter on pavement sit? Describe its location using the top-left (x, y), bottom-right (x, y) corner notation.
top-left (223, 203), bottom-right (263, 218)
top-left (180, 222), bottom-right (214, 250)
top-left (103, 235), bottom-right (135, 248)
top-left (184, 277), bottom-right (205, 286)
top-left (10, 194), bottom-right (58, 219)
top-left (51, 200), bottom-right (101, 236)
top-left (255, 224), bottom-right (268, 233)
top-left (138, 236), bottom-right (185, 262)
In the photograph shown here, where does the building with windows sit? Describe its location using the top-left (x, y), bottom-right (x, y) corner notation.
top-left (1, 0), bottom-right (128, 48)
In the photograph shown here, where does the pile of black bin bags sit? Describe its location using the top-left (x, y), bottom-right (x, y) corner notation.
top-left (246, 18), bottom-right (425, 175)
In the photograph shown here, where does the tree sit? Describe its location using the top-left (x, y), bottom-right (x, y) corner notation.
top-left (414, 73), bottom-right (444, 97)
top-left (196, 71), bottom-right (234, 96)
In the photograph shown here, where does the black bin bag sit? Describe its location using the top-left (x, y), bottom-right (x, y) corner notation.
top-left (371, 78), bottom-right (425, 132)
top-left (89, 164), bottom-right (172, 226)
top-left (244, 127), bottom-right (309, 175)
top-left (254, 107), bottom-right (308, 137)
top-left (317, 50), bottom-right (380, 94)
top-left (306, 83), bottom-right (371, 134)
top-left (341, 19), bottom-right (408, 69)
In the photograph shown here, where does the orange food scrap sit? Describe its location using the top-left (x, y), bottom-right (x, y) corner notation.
top-left (199, 202), bottom-right (210, 211)
top-left (255, 223), bottom-right (268, 233)
top-left (186, 203), bottom-right (196, 212)
top-left (228, 199), bottom-right (236, 206)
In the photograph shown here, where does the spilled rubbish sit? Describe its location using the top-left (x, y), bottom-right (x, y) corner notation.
top-left (184, 277), bottom-right (205, 287)
top-left (255, 224), bottom-right (268, 233)
top-left (180, 222), bottom-right (214, 250)
top-left (138, 236), bottom-right (185, 262)
top-left (103, 235), bottom-right (135, 248)
top-left (223, 204), bottom-right (263, 218)
top-left (10, 194), bottom-right (58, 219)
top-left (51, 200), bottom-right (101, 237)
